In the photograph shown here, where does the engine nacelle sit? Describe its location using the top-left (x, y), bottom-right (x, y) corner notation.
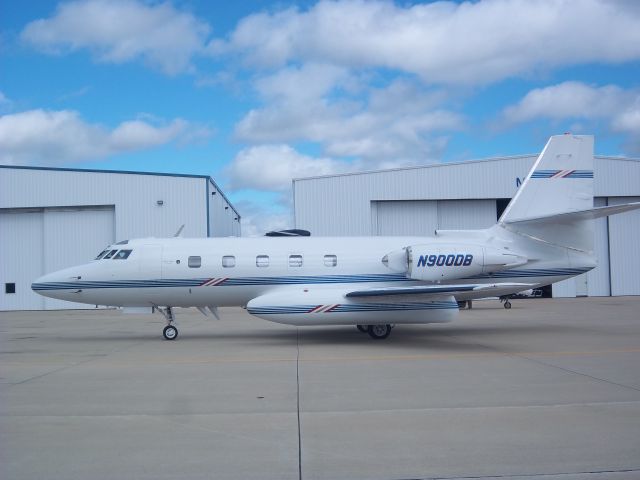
top-left (246, 288), bottom-right (458, 326)
top-left (384, 244), bottom-right (528, 282)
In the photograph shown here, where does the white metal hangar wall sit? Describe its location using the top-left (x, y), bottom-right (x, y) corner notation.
top-left (0, 166), bottom-right (241, 311)
top-left (293, 156), bottom-right (640, 298)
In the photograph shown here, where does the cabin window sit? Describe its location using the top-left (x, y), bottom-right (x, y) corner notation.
top-left (188, 256), bottom-right (201, 268)
top-left (113, 249), bottom-right (132, 260)
top-left (95, 249), bottom-right (109, 260)
top-left (222, 255), bottom-right (236, 268)
top-left (256, 255), bottom-right (269, 267)
top-left (5, 283), bottom-right (16, 294)
top-left (103, 250), bottom-right (118, 259)
top-left (324, 254), bottom-right (337, 267)
top-left (289, 254), bottom-right (303, 267)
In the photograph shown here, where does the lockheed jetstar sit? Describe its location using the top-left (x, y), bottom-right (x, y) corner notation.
top-left (32, 135), bottom-right (640, 340)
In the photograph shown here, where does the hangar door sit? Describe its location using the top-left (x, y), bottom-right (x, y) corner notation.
top-left (372, 200), bottom-right (497, 236)
top-left (0, 206), bottom-right (114, 310)
top-left (608, 196), bottom-right (640, 296)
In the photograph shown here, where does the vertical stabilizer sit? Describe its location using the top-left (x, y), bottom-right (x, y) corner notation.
top-left (500, 135), bottom-right (594, 223)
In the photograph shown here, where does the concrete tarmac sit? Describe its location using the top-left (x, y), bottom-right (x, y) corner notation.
top-left (1, 297), bottom-right (640, 480)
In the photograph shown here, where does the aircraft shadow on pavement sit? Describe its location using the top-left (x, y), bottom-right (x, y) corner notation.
top-left (63, 322), bottom-right (580, 354)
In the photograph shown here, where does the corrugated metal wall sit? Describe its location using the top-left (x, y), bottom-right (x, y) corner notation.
top-left (0, 168), bottom-right (241, 240)
top-left (373, 201), bottom-right (438, 236)
top-left (608, 196), bottom-right (640, 296)
top-left (0, 210), bottom-right (45, 310)
top-left (549, 197), bottom-right (610, 298)
top-left (0, 206), bottom-right (115, 310)
top-left (43, 207), bottom-right (115, 309)
top-left (372, 200), bottom-right (496, 236)
top-left (0, 167), bottom-right (240, 310)
top-left (208, 179), bottom-right (241, 237)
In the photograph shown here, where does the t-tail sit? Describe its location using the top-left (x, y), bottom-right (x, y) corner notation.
top-left (496, 134), bottom-right (640, 254)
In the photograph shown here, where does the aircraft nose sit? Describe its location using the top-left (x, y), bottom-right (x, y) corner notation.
top-left (31, 268), bottom-right (79, 298)
top-left (32, 271), bottom-right (62, 296)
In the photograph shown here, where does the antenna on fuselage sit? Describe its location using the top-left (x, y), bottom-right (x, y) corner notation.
top-left (173, 224), bottom-right (185, 237)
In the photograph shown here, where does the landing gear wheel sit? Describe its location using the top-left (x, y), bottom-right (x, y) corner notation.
top-left (356, 325), bottom-right (368, 333)
top-left (504, 300), bottom-right (512, 309)
top-left (368, 324), bottom-right (392, 340)
top-left (163, 325), bottom-right (178, 340)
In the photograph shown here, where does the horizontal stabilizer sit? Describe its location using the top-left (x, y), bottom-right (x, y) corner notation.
top-left (346, 283), bottom-right (534, 298)
top-left (501, 201), bottom-right (640, 251)
top-left (504, 201), bottom-right (640, 226)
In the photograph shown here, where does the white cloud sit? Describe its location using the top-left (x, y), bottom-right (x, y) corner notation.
top-left (0, 109), bottom-right (212, 165)
top-left (235, 66), bottom-right (462, 162)
top-left (503, 81), bottom-right (626, 123)
top-left (502, 81), bottom-right (640, 126)
top-left (21, 0), bottom-right (210, 75)
top-left (233, 198), bottom-right (293, 237)
top-left (212, 0), bottom-right (640, 85)
top-left (501, 81), bottom-right (640, 152)
top-left (225, 144), bottom-right (354, 191)
top-left (611, 101), bottom-right (640, 135)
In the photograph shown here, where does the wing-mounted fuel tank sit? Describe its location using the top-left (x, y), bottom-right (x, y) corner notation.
top-left (382, 244), bottom-right (528, 282)
top-left (246, 288), bottom-right (458, 326)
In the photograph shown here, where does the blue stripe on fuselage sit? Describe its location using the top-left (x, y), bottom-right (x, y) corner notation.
top-left (31, 268), bottom-right (591, 291)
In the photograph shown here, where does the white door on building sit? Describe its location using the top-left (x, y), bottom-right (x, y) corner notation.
top-left (43, 207), bottom-right (115, 309)
top-left (0, 206), bottom-right (115, 310)
top-left (0, 210), bottom-right (45, 310)
top-left (608, 196), bottom-right (640, 296)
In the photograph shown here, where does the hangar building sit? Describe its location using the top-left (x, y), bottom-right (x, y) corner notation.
top-left (293, 155), bottom-right (640, 298)
top-left (0, 165), bottom-right (240, 311)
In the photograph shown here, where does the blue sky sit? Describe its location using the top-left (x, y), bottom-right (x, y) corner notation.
top-left (2, 0), bottom-right (640, 235)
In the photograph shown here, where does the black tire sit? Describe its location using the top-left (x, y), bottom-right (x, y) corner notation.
top-left (356, 325), bottom-right (368, 333)
top-left (368, 324), bottom-right (391, 340)
top-left (504, 301), bottom-right (512, 309)
top-left (163, 325), bottom-right (179, 340)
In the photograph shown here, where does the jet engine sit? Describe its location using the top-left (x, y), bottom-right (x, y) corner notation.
top-left (383, 244), bottom-right (527, 282)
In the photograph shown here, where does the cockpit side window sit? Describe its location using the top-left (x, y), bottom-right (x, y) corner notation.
top-left (95, 249), bottom-right (109, 260)
top-left (113, 249), bottom-right (132, 260)
top-left (103, 249), bottom-right (118, 259)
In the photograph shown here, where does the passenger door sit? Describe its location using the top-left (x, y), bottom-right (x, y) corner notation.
top-left (138, 244), bottom-right (162, 279)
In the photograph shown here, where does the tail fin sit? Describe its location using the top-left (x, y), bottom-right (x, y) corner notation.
top-left (499, 134), bottom-right (595, 252)
top-left (497, 134), bottom-right (640, 253)
top-left (500, 134), bottom-right (594, 224)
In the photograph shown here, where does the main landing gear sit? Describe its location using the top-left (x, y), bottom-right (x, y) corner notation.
top-left (500, 296), bottom-right (512, 309)
top-left (156, 306), bottom-right (178, 340)
top-left (356, 324), bottom-right (393, 339)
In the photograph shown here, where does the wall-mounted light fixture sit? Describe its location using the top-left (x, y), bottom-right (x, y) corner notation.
top-left (157, 200), bottom-right (164, 206)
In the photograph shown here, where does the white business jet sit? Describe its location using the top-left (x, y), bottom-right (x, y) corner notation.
top-left (32, 135), bottom-right (640, 340)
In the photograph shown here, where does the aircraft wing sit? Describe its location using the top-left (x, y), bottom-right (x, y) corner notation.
top-left (345, 282), bottom-right (535, 299)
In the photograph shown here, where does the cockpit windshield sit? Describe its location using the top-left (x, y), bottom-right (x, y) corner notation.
top-left (95, 247), bottom-right (133, 260)
top-left (103, 249), bottom-right (118, 259)
top-left (95, 248), bottom-right (110, 260)
top-left (113, 249), bottom-right (132, 260)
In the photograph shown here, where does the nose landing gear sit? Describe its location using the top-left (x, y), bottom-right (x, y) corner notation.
top-left (163, 324), bottom-right (178, 340)
top-left (156, 306), bottom-right (179, 340)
